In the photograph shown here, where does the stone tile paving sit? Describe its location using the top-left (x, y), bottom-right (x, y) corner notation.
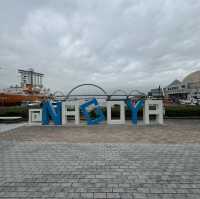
top-left (0, 142), bottom-right (200, 198)
top-left (0, 123), bottom-right (25, 133)
top-left (1, 120), bottom-right (200, 143)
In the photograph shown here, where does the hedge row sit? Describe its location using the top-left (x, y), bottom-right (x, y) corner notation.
top-left (0, 106), bottom-right (28, 120)
top-left (165, 105), bottom-right (200, 117)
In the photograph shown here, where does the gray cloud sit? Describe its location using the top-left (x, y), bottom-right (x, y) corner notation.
top-left (0, 0), bottom-right (200, 93)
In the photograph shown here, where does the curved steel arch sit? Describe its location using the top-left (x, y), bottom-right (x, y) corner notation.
top-left (110, 89), bottom-right (128, 96)
top-left (53, 91), bottom-right (66, 101)
top-left (128, 89), bottom-right (146, 97)
top-left (53, 91), bottom-right (65, 96)
top-left (65, 83), bottom-right (108, 99)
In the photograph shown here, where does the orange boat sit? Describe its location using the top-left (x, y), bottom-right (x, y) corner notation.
top-left (0, 84), bottom-right (48, 106)
top-left (0, 69), bottom-right (50, 106)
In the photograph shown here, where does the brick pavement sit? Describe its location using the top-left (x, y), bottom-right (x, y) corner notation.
top-left (0, 142), bottom-right (200, 198)
top-left (1, 120), bottom-right (200, 143)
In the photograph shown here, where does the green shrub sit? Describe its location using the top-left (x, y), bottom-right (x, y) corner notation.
top-left (165, 105), bottom-right (200, 117)
top-left (0, 106), bottom-right (28, 120)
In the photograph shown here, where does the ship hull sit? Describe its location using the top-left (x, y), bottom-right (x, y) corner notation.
top-left (0, 93), bottom-right (46, 106)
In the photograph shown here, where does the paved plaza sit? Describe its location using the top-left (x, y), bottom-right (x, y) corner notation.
top-left (0, 120), bottom-right (200, 198)
top-left (0, 120), bottom-right (200, 143)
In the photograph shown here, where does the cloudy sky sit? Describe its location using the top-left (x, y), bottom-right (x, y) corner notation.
top-left (0, 0), bottom-right (200, 93)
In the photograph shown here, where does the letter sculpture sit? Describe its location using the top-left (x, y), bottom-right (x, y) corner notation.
top-left (127, 99), bottom-right (144, 125)
top-left (80, 98), bottom-right (105, 125)
top-left (42, 100), bottom-right (62, 125)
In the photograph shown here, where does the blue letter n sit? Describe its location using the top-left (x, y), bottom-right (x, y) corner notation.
top-left (42, 100), bottom-right (62, 125)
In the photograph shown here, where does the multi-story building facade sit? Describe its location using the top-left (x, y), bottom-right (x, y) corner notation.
top-left (164, 71), bottom-right (200, 99)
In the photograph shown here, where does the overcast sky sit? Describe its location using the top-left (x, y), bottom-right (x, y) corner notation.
top-left (0, 0), bottom-right (200, 93)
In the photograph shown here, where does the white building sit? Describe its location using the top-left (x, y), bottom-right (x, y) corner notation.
top-left (164, 71), bottom-right (200, 99)
top-left (18, 68), bottom-right (44, 88)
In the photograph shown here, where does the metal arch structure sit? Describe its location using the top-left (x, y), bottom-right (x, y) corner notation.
top-left (65, 83), bottom-right (109, 100)
top-left (53, 91), bottom-right (66, 101)
top-left (110, 89), bottom-right (128, 100)
top-left (53, 91), bottom-right (65, 97)
top-left (111, 89), bottom-right (128, 96)
top-left (128, 90), bottom-right (146, 98)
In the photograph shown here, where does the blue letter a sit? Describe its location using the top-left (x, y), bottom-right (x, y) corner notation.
top-left (42, 100), bottom-right (62, 125)
top-left (127, 99), bottom-right (144, 125)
